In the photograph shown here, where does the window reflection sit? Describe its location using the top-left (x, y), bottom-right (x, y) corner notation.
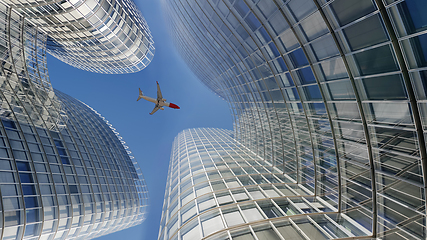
top-left (396, 0), bottom-right (427, 34)
top-left (359, 74), bottom-right (407, 100)
top-left (353, 45), bottom-right (399, 76)
top-left (343, 15), bottom-right (388, 51)
top-left (330, 0), bottom-right (376, 26)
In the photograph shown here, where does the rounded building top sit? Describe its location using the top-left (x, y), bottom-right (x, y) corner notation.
top-left (7, 0), bottom-right (154, 74)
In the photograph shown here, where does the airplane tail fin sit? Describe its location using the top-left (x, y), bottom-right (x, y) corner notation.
top-left (137, 88), bottom-right (143, 101)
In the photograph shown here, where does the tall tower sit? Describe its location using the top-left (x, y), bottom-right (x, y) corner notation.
top-left (159, 128), bottom-right (369, 240)
top-left (0, 87), bottom-right (149, 240)
top-left (0, 0), bottom-right (149, 239)
top-left (5, 0), bottom-right (155, 74)
top-left (162, 0), bottom-right (427, 239)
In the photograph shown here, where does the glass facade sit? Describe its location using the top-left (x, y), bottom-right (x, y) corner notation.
top-left (0, 1), bottom-right (148, 239)
top-left (5, 0), bottom-right (154, 74)
top-left (159, 128), bottom-right (370, 240)
top-left (161, 0), bottom-right (427, 239)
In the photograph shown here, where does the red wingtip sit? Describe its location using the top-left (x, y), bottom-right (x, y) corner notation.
top-left (169, 103), bottom-right (180, 109)
top-left (156, 81), bottom-right (159, 84)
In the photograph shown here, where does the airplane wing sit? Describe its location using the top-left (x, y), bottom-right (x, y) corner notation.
top-left (149, 105), bottom-right (160, 115)
top-left (156, 81), bottom-right (163, 101)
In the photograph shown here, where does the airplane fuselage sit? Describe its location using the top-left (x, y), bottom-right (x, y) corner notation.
top-left (141, 95), bottom-right (158, 104)
top-left (141, 96), bottom-right (175, 108)
top-left (141, 95), bottom-right (179, 110)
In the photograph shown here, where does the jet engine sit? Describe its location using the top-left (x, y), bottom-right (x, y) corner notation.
top-left (162, 98), bottom-right (166, 101)
top-left (160, 107), bottom-right (165, 110)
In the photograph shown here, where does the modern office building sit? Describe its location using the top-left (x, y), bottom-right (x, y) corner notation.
top-left (161, 0), bottom-right (427, 239)
top-left (159, 128), bottom-right (370, 240)
top-left (5, 0), bottom-right (155, 74)
top-left (0, 0), bottom-right (149, 239)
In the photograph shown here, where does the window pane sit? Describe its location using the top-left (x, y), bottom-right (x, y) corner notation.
top-left (20, 173), bottom-right (34, 183)
top-left (26, 209), bottom-right (40, 223)
top-left (201, 213), bottom-right (224, 236)
top-left (300, 12), bottom-right (328, 41)
top-left (22, 185), bottom-right (37, 195)
top-left (397, 0), bottom-right (427, 34)
top-left (181, 204), bottom-right (196, 224)
top-left (260, 203), bottom-right (283, 218)
top-left (406, 34), bottom-right (427, 68)
top-left (0, 172), bottom-right (15, 183)
top-left (16, 161), bottom-right (30, 171)
top-left (344, 14), bottom-right (388, 51)
top-left (361, 74), bottom-right (407, 100)
top-left (331, 0), bottom-right (376, 26)
top-left (4, 210), bottom-right (22, 226)
top-left (232, 232), bottom-right (255, 240)
top-left (290, 48), bottom-right (308, 68)
top-left (241, 206), bottom-right (264, 221)
top-left (297, 67), bottom-right (316, 84)
top-left (367, 102), bottom-right (412, 124)
top-left (287, 0), bottom-right (316, 22)
top-left (198, 196), bottom-right (216, 212)
top-left (44, 207), bottom-right (57, 220)
top-left (276, 224), bottom-right (304, 239)
top-left (0, 148), bottom-right (10, 158)
top-left (25, 196), bottom-right (39, 208)
top-left (311, 35), bottom-right (339, 61)
top-left (13, 150), bottom-right (27, 160)
top-left (223, 210), bottom-right (245, 226)
top-left (279, 29), bottom-right (299, 51)
top-left (255, 228), bottom-right (281, 240)
top-left (234, 0), bottom-right (250, 17)
top-left (258, 0), bottom-right (277, 19)
top-left (303, 85), bottom-right (322, 101)
top-left (319, 58), bottom-right (348, 81)
top-left (353, 45), bottom-right (398, 76)
top-left (1, 184), bottom-right (19, 196)
top-left (269, 12), bottom-right (289, 35)
top-left (298, 221), bottom-right (328, 239)
top-left (326, 81), bottom-right (355, 100)
top-left (24, 223), bottom-right (41, 237)
top-left (3, 197), bottom-right (21, 209)
top-left (181, 220), bottom-right (199, 240)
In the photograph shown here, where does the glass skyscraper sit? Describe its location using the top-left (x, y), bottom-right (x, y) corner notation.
top-left (160, 128), bottom-right (370, 240)
top-left (5, 0), bottom-right (154, 74)
top-left (161, 0), bottom-right (427, 239)
top-left (0, 0), bottom-right (149, 239)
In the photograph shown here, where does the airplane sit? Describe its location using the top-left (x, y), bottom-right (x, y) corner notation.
top-left (137, 81), bottom-right (180, 115)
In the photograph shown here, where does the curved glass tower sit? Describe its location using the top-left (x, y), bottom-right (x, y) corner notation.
top-left (160, 128), bottom-right (369, 240)
top-left (0, 1), bottom-right (148, 239)
top-left (5, 0), bottom-right (155, 74)
top-left (161, 0), bottom-right (427, 239)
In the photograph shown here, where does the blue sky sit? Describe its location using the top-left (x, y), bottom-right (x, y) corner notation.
top-left (47, 0), bottom-right (232, 239)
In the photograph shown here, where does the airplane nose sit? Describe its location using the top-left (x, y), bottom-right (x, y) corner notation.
top-left (169, 103), bottom-right (180, 109)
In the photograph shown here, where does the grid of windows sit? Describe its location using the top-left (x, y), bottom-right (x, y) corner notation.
top-left (0, 1), bottom-right (148, 239)
top-left (4, 0), bottom-right (154, 74)
top-left (162, 0), bottom-right (427, 239)
top-left (159, 128), bottom-right (369, 240)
